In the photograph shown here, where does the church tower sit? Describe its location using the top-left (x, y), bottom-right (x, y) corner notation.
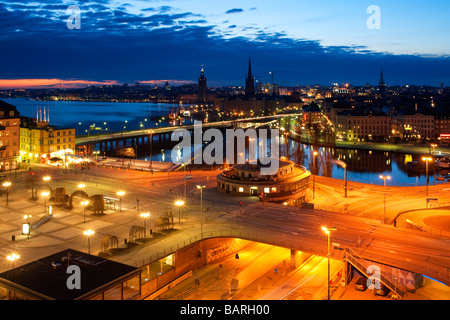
top-left (245, 57), bottom-right (255, 97)
top-left (379, 68), bottom-right (386, 100)
top-left (198, 66), bottom-right (207, 102)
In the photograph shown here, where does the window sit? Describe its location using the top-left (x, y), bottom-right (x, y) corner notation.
top-left (238, 187), bottom-right (244, 192)
top-left (264, 187), bottom-right (270, 193)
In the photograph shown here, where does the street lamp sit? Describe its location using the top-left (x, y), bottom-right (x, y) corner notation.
top-left (321, 226), bottom-right (337, 300)
top-left (174, 200), bottom-right (185, 224)
top-left (197, 185), bottom-right (206, 239)
top-left (41, 191), bottom-right (50, 213)
top-left (312, 151), bottom-right (318, 199)
top-left (431, 144), bottom-right (437, 186)
top-left (422, 157), bottom-right (432, 198)
top-left (83, 229), bottom-right (95, 254)
top-left (117, 190), bottom-right (125, 211)
top-left (77, 183), bottom-right (86, 201)
top-left (43, 176), bottom-right (51, 183)
top-left (7, 253), bottom-right (20, 269)
top-left (23, 215), bottom-right (31, 238)
top-left (2, 181), bottom-right (11, 206)
top-left (379, 175), bottom-right (391, 223)
top-left (140, 212), bottom-right (150, 235)
top-left (182, 162), bottom-right (187, 200)
top-left (93, 151), bottom-right (100, 186)
top-left (81, 200), bottom-right (89, 223)
top-left (335, 160), bottom-right (347, 197)
top-left (148, 130), bottom-right (154, 171)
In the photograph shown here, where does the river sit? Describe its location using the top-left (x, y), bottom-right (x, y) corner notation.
top-left (4, 98), bottom-right (448, 186)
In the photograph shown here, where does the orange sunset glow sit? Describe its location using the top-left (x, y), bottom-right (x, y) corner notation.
top-left (0, 79), bottom-right (120, 89)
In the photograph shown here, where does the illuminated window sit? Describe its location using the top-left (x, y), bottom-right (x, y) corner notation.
top-left (238, 187), bottom-right (244, 192)
top-left (264, 187), bottom-right (270, 193)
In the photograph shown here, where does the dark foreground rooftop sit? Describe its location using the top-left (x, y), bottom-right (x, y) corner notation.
top-left (0, 248), bottom-right (141, 300)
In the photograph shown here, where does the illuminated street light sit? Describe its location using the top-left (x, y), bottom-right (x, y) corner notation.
top-left (197, 185), bottom-right (206, 239)
top-left (174, 200), bottom-right (185, 224)
top-left (2, 181), bottom-right (11, 206)
top-left (321, 226), bottom-right (337, 301)
top-left (379, 175), bottom-right (391, 223)
top-left (431, 144), bottom-right (437, 186)
top-left (140, 212), bottom-right (150, 235)
top-left (43, 176), bottom-right (51, 183)
top-left (7, 253), bottom-right (20, 268)
top-left (148, 130), bottom-right (154, 171)
top-left (81, 200), bottom-right (89, 223)
top-left (117, 190), bottom-right (125, 211)
top-left (422, 157), bottom-right (432, 198)
top-left (41, 191), bottom-right (50, 213)
top-left (93, 151), bottom-right (100, 186)
top-left (83, 229), bottom-right (95, 254)
top-left (77, 183), bottom-right (86, 201)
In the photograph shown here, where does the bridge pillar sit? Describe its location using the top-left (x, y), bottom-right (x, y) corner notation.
top-left (290, 249), bottom-right (297, 269)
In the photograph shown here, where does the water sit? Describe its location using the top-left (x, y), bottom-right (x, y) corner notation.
top-left (3, 97), bottom-right (191, 134)
top-left (4, 98), bottom-right (447, 186)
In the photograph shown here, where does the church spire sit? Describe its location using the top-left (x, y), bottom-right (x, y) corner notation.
top-left (379, 68), bottom-right (385, 85)
top-left (245, 56), bottom-right (255, 97)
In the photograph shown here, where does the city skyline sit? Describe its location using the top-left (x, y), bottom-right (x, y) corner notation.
top-left (0, 0), bottom-right (449, 88)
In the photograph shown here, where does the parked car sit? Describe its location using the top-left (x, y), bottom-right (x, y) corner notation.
top-left (355, 277), bottom-right (367, 291)
top-left (374, 283), bottom-right (390, 296)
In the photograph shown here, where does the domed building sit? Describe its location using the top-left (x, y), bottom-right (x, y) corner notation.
top-left (216, 158), bottom-right (310, 203)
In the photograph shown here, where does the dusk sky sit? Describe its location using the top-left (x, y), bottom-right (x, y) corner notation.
top-left (1, 0), bottom-right (449, 88)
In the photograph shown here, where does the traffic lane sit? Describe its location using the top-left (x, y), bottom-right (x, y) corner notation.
top-left (235, 205), bottom-right (450, 284)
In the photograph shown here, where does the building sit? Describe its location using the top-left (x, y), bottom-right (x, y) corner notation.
top-left (20, 111), bottom-right (76, 165)
top-left (434, 114), bottom-right (450, 142)
top-left (399, 111), bottom-right (435, 141)
top-left (335, 109), bottom-right (397, 142)
top-left (0, 249), bottom-right (141, 300)
top-left (216, 159), bottom-right (311, 203)
top-left (198, 66), bottom-right (207, 103)
top-left (0, 100), bottom-right (20, 172)
top-left (379, 69), bottom-right (386, 100)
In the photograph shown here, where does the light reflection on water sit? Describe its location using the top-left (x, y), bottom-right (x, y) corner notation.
top-left (6, 98), bottom-right (448, 186)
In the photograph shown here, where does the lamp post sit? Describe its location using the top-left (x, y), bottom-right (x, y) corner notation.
top-left (312, 151), bottom-right (318, 199)
top-left (117, 190), bottom-right (125, 212)
top-left (431, 144), bottom-right (437, 186)
top-left (43, 175), bottom-right (51, 184)
top-left (321, 226), bottom-right (337, 301)
top-left (93, 151), bottom-right (100, 186)
top-left (77, 183), bottom-right (85, 201)
top-left (335, 160), bottom-right (347, 197)
top-left (175, 200), bottom-right (185, 224)
top-left (197, 185), bottom-right (206, 239)
top-left (81, 200), bottom-right (89, 223)
top-left (7, 253), bottom-right (20, 269)
top-left (140, 212), bottom-right (150, 236)
top-left (2, 181), bottom-right (11, 206)
top-left (83, 229), bottom-right (95, 254)
top-left (182, 162), bottom-right (186, 200)
top-left (422, 157), bottom-right (432, 198)
top-left (41, 191), bottom-right (50, 213)
top-left (379, 175), bottom-right (391, 223)
top-left (148, 130), bottom-right (154, 171)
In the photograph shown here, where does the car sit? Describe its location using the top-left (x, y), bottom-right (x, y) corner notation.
top-left (355, 277), bottom-right (367, 291)
top-left (374, 283), bottom-right (390, 296)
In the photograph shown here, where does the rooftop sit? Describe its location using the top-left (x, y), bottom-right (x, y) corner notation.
top-left (0, 248), bottom-right (141, 300)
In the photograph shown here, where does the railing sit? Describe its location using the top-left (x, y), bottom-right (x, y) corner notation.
top-left (31, 213), bottom-right (53, 229)
top-left (345, 248), bottom-right (406, 298)
top-left (129, 229), bottom-right (329, 269)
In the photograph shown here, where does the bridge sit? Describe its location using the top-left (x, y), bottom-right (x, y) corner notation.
top-left (75, 114), bottom-right (299, 154)
top-left (109, 201), bottom-right (450, 300)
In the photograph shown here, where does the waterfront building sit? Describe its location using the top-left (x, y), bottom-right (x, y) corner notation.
top-left (334, 109), bottom-right (396, 142)
top-left (398, 111), bottom-right (435, 141)
top-left (0, 100), bottom-right (20, 171)
top-left (19, 111), bottom-right (76, 165)
top-left (216, 159), bottom-right (311, 203)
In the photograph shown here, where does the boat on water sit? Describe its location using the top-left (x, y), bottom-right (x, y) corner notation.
top-left (436, 157), bottom-right (450, 169)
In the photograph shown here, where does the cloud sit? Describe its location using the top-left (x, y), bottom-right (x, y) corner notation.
top-left (225, 8), bottom-right (244, 14)
top-left (0, 1), bottom-right (448, 87)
